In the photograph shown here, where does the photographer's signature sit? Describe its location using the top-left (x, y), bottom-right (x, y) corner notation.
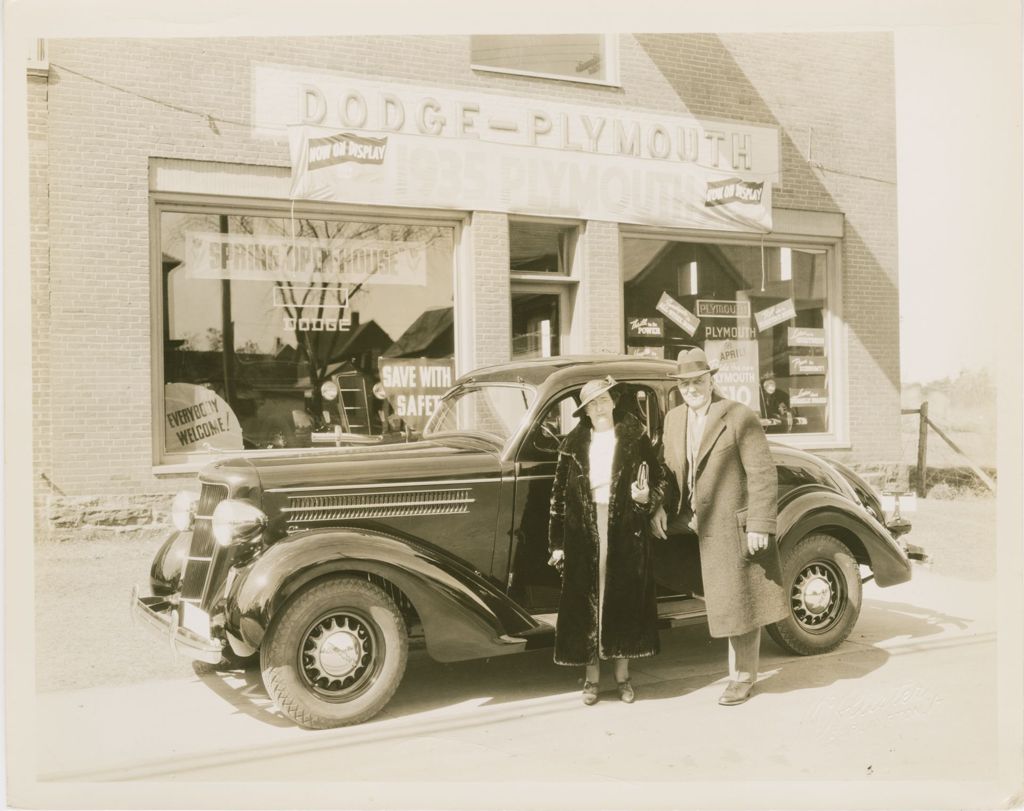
top-left (805, 682), bottom-right (943, 743)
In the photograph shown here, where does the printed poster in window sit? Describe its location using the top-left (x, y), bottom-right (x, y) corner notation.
top-left (164, 383), bottom-right (244, 452)
top-left (378, 357), bottom-right (456, 432)
top-left (704, 339), bottom-right (759, 411)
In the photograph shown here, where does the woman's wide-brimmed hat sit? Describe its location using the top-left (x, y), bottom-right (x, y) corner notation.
top-left (573, 375), bottom-right (618, 417)
top-left (668, 347), bottom-right (718, 380)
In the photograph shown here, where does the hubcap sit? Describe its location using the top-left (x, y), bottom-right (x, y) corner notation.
top-left (791, 561), bottom-right (845, 633)
top-left (801, 575), bottom-right (833, 614)
top-left (300, 612), bottom-right (380, 699)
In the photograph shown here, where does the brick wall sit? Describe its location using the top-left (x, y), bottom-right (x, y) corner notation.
top-left (33, 33), bottom-right (901, 536)
top-left (465, 211), bottom-right (511, 371)
top-left (29, 72), bottom-right (52, 539)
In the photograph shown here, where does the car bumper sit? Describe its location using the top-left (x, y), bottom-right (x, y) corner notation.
top-left (129, 586), bottom-right (224, 664)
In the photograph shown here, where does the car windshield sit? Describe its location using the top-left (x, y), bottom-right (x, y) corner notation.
top-left (423, 384), bottom-right (536, 446)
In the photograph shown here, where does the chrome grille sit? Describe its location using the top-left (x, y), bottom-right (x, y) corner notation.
top-left (180, 483), bottom-right (229, 607)
top-left (283, 488), bottom-right (474, 523)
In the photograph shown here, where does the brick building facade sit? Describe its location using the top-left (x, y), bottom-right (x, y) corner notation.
top-left (30, 34), bottom-right (901, 540)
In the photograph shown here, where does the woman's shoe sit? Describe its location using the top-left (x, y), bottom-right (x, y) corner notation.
top-left (617, 679), bottom-right (636, 703)
top-left (582, 680), bottom-right (600, 706)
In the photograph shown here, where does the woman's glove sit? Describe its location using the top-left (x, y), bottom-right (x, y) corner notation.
top-left (631, 461), bottom-right (650, 504)
top-left (547, 549), bottom-right (565, 572)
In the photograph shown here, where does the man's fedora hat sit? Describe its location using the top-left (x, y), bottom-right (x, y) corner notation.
top-left (669, 347), bottom-right (717, 380)
top-left (573, 375), bottom-right (618, 417)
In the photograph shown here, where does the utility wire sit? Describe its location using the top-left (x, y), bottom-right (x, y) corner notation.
top-left (50, 62), bottom-right (251, 131)
top-left (811, 162), bottom-right (896, 186)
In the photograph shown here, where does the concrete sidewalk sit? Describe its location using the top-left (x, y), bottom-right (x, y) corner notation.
top-left (36, 566), bottom-right (997, 784)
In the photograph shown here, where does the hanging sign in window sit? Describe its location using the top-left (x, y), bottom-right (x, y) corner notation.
top-left (754, 299), bottom-right (797, 332)
top-left (697, 299), bottom-right (751, 319)
top-left (185, 231), bottom-right (427, 286)
top-left (789, 355), bottom-right (828, 376)
top-left (656, 292), bottom-right (699, 337)
top-left (702, 323), bottom-right (757, 341)
top-left (790, 387), bottom-right (828, 406)
top-left (626, 317), bottom-right (664, 339)
top-left (627, 344), bottom-right (665, 359)
top-left (788, 327), bottom-right (825, 347)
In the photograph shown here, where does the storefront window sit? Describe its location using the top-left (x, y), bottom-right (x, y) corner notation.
top-left (470, 35), bottom-right (614, 84)
top-left (623, 238), bottom-right (831, 435)
top-left (158, 209), bottom-right (454, 458)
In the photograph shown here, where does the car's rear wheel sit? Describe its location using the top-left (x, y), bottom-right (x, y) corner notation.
top-left (767, 533), bottom-right (862, 655)
top-left (261, 577), bottom-right (408, 729)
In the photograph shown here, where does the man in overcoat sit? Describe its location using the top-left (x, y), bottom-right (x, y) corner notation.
top-left (651, 348), bottom-right (788, 705)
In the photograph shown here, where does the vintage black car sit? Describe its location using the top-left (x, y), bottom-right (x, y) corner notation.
top-left (132, 356), bottom-right (925, 729)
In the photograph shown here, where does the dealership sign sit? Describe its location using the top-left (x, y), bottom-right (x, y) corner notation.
top-left (789, 355), bottom-right (828, 375)
top-left (185, 232), bottom-right (427, 286)
top-left (790, 387), bottom-right (828, 406)
top-left (254, 64), bottom-right (778, 232)
top-left (656, 292), bottom-right (699, 336)
top-left (788, 327), bottom-right (825, 347)
top-left (627, 317), bottom-right (664, 339)
top-left (697, 299), bottom-right (751, 319)
top-left (754, 299), bottom-right (797, 332)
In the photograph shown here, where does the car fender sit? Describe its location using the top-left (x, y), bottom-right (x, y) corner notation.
top-left (226, 527), bottom-right (539, 662)
top-left (149, 530), bottom-right (192, 595)
top-left (777, 487), bottom-right (912, 587)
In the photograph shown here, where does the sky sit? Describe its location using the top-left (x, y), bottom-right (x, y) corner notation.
top-left (894, 23), bottom-right (1011, 384)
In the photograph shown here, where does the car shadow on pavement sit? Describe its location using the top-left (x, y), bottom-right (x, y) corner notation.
top-left (186, 596), bottom-right (977, 728)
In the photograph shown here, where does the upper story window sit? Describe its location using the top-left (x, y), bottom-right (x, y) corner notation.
top-left (470, 35), bottom-right (618, 86)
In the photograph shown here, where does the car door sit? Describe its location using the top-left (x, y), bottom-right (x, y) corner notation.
top-left (507, 382), bottom-right (663, 613)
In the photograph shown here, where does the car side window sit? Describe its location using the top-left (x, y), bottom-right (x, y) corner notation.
top-left (518, 389), bottom-right (583, 463)
top-left (614, 383), bottom-right (660, 443)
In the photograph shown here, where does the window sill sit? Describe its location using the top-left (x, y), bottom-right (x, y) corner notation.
top-left (470, 65), bottom-right (621, 89)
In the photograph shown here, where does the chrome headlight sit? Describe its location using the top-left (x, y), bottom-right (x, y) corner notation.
top-left (170, 490), bottom-right (200, 531)
top-left (211, 499), bottom-right (268, 548)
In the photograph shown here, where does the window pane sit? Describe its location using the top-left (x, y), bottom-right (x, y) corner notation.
top-left (511, 292), bottom-right (561, 359)
top-left (160, 212), bottom-right (454, 455)
top-left (510, 220), bottom-right (573, 273)
top-left (622, 238), bottom-right (830, 435)
top-left (471, 35), bottom-right (608, 82)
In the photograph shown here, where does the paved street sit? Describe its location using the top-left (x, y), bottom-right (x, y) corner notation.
top-left (36, 563), bottom-right (998, 788)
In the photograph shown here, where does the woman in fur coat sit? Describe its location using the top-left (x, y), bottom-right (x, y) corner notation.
top-left (547, 376), bottom-right (665, 705)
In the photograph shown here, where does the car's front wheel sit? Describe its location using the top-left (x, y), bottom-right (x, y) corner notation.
top-left (767, 533), bottom-right (862, 655)
top-left (261, 577), bottom-right (408, 729)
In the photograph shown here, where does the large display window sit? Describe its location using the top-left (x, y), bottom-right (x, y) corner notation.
top-left (623, 236), bottom-right (835, 436)
top-left (155, 205), bottom-right (455, 461)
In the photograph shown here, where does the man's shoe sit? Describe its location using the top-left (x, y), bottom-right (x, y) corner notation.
top-left (617, 679), bottom-right (636, 703)
top-left (582, 680), bottom-right (600, 706)
top-left (718, 680), bottom-right (754, 706)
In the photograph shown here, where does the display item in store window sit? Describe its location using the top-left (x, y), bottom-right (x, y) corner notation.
top-left (759, 374), bottom-right (806, 434)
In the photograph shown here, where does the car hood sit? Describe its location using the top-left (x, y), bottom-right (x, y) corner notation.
top-left (237, 437), bottom-right (503, 493)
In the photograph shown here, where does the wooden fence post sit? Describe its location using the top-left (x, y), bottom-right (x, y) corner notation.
top-left (916, 401), bottom-right (929, 497)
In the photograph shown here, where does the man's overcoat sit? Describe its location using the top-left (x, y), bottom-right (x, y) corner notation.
top-left (548, 412), bottom-right (663, 665)
top-left (660, 394), bottom-right (788, 638)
